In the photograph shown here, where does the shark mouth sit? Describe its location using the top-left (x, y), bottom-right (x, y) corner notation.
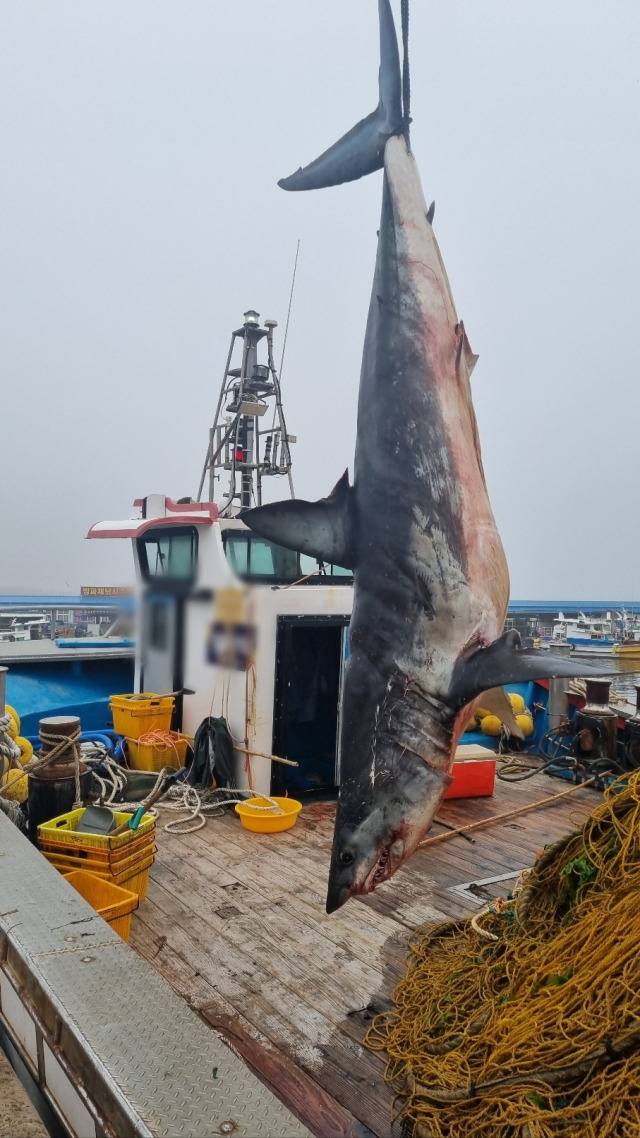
top-left (361, 834), bottom-right (406, 894)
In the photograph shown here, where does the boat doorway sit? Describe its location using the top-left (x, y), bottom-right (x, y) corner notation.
top-left (271, 616), bottom-right (348, 796)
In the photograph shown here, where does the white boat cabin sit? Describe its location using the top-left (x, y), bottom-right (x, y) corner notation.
top-left (88, 494), bottom-right (353, 798)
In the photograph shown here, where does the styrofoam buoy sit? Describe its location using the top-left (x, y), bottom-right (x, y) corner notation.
top-left (481, 714), bottom-right (502, 737)
top-left (516, 713), bottom-right (534, 738)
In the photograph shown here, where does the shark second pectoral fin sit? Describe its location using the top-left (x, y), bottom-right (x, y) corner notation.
top-left (278, 0), bottom-right (403, 191)
top-left (453, 629), bottom-right (620, 705)
top-left (240, 470), bottom-right (354, 569)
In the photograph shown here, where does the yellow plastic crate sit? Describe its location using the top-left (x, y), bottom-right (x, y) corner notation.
top-left (38, 808), bottom-right (155, 851)
top-left (63, 870), bottom-right (138, 942)
top-left (42, 840), bottom-right (155, 876)
top-left (127, 733), bottom-right (189, 773)
top-left (110, 693), bottom-right (174, 740)
top-left (38, 826), bottom-right (155, 864)
top-left (54, 854), bottom-right (154, 902)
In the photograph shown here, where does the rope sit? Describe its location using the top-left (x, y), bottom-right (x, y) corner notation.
top-left (401, 0), bottom-right (411, 127)
top-left (366, 770), bottom-right (640, 1136)
top-left (156, 780), bottom-right (286, 835)
top-left (0, 714), bottom-right (21, 765)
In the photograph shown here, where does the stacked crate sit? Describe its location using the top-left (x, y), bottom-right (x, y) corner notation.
top-left (37, 809), bottom-right (156, 901)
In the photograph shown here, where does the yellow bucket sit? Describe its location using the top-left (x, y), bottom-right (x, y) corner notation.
top-left (235, 796), bottom-right (302, 833)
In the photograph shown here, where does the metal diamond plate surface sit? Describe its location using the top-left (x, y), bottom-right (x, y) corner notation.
top-left (0, 814), bottom-right (310, 1137)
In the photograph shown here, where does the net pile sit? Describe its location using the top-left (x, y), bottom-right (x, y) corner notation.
top-left (366, 773), bottom-right (640, 1137)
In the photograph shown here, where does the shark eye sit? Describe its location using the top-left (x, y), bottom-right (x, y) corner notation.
top-left (339, 851), bottom-right (355, 865)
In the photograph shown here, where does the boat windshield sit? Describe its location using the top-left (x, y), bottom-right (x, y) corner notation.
top-left (137, 527), bottom-right (198, 583)
top-left (223, 532), bottom-right (352, 584)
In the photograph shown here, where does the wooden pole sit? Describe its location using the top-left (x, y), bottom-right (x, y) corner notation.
top-left (419, 777), bottom-right (597, 849)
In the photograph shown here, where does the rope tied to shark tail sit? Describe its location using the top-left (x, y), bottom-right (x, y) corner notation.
top-left (401, 0), bottom-right (411, 129)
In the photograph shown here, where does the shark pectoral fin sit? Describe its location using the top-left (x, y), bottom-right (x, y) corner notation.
top-left (278, 0), bottom-right (403, 191)
top-left (240, 470), bottom-right (354, 569)
top-left (478, 687), bottom-right (524, 740)
top-left (453, 629), bottom-right (620, 705)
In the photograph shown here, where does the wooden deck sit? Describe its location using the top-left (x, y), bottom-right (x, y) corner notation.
top-left (129, 768), bottom-right (599, 1138)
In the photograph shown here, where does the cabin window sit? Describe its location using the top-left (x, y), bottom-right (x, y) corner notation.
top-left (226, 537), bottom-right (249, 576)
top-left (222, 533), bottom-right (352, 585)
top-left (137, 527), bottom-right (198, 584)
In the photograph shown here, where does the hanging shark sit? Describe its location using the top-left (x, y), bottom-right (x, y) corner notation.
top-left (242, 0), bottom-right (610, 912)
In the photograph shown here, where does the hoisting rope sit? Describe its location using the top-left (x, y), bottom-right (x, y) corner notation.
top-left (401, 0), bottom-right (411, 127)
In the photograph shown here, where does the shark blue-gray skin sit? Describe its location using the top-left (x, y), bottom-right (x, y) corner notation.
top-left (243, 0), bottom-right (612, 912)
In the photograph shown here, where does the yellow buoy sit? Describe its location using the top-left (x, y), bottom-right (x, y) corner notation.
top-left (508, 692), bottom-right (526, 714)
top-left (516, 713), bottom-right (534, 738)
top-left (480, 714), bottom-right (502, 737)
top-left (16, 736), bottom-right (33, 764)
top-left (464, 715), bottom-right (479, 733)
top-left (1, 768), bottom-right (28, 803)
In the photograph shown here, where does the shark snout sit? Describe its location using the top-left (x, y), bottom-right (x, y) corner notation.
top-left (326, 752), bottom-right (454, 912)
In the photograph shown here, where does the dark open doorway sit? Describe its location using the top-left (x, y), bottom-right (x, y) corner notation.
top-left (272, 617), bottom-right (346, 796)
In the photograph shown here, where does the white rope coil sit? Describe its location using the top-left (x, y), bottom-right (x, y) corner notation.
top-left (154, 777), bottom-right (284, 835)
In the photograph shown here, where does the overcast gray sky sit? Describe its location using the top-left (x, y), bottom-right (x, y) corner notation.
top-left (1, 1), bottom-right (638, 599)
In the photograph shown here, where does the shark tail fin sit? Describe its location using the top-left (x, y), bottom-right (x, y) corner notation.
top-left (279, 0), bottom-right (403, 192)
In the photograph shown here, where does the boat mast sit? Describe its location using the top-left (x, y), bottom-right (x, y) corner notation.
top-left (196, 311), bottom-right (295, 514)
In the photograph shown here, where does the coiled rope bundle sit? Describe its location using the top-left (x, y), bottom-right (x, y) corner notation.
top-left (366, 772), bottom-right (640, 1137)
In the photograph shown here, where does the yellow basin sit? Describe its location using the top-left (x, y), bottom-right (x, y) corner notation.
top-left (235, 796), bottom-right (302, 833)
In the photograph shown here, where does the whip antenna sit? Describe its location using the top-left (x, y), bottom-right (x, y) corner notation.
top-left (401, 0), bottom-right (411, 126)
top-left (279, 238), bottom-right (300, 383)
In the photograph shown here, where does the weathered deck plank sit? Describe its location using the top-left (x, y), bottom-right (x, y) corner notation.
top-left (129, 768), bottom-right (598, 1138)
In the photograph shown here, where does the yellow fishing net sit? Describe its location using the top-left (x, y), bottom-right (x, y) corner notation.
top-left (366, 773), bottom-right (640, 1137)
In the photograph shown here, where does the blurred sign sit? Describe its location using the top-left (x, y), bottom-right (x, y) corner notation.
top-left (206, 587), bottom-right (256, 671)
top-left (80, 587), bottom-right (133, 597)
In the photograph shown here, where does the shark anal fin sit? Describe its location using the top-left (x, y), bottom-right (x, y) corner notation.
top-left (240, 470), bottom-right (354, 570)
top-left (453, 629), bottom-right (619, 705)
top-left (278, 0), bottom-right (403, 192)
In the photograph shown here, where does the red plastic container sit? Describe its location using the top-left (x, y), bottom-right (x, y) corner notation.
top-left (445, 745), bottom-right (496, 799)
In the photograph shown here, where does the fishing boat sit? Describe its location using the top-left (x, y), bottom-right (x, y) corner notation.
top-left (612, 636), bottom-right (640, 659)
top-left (551, 611), bottom-right (617, 653)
